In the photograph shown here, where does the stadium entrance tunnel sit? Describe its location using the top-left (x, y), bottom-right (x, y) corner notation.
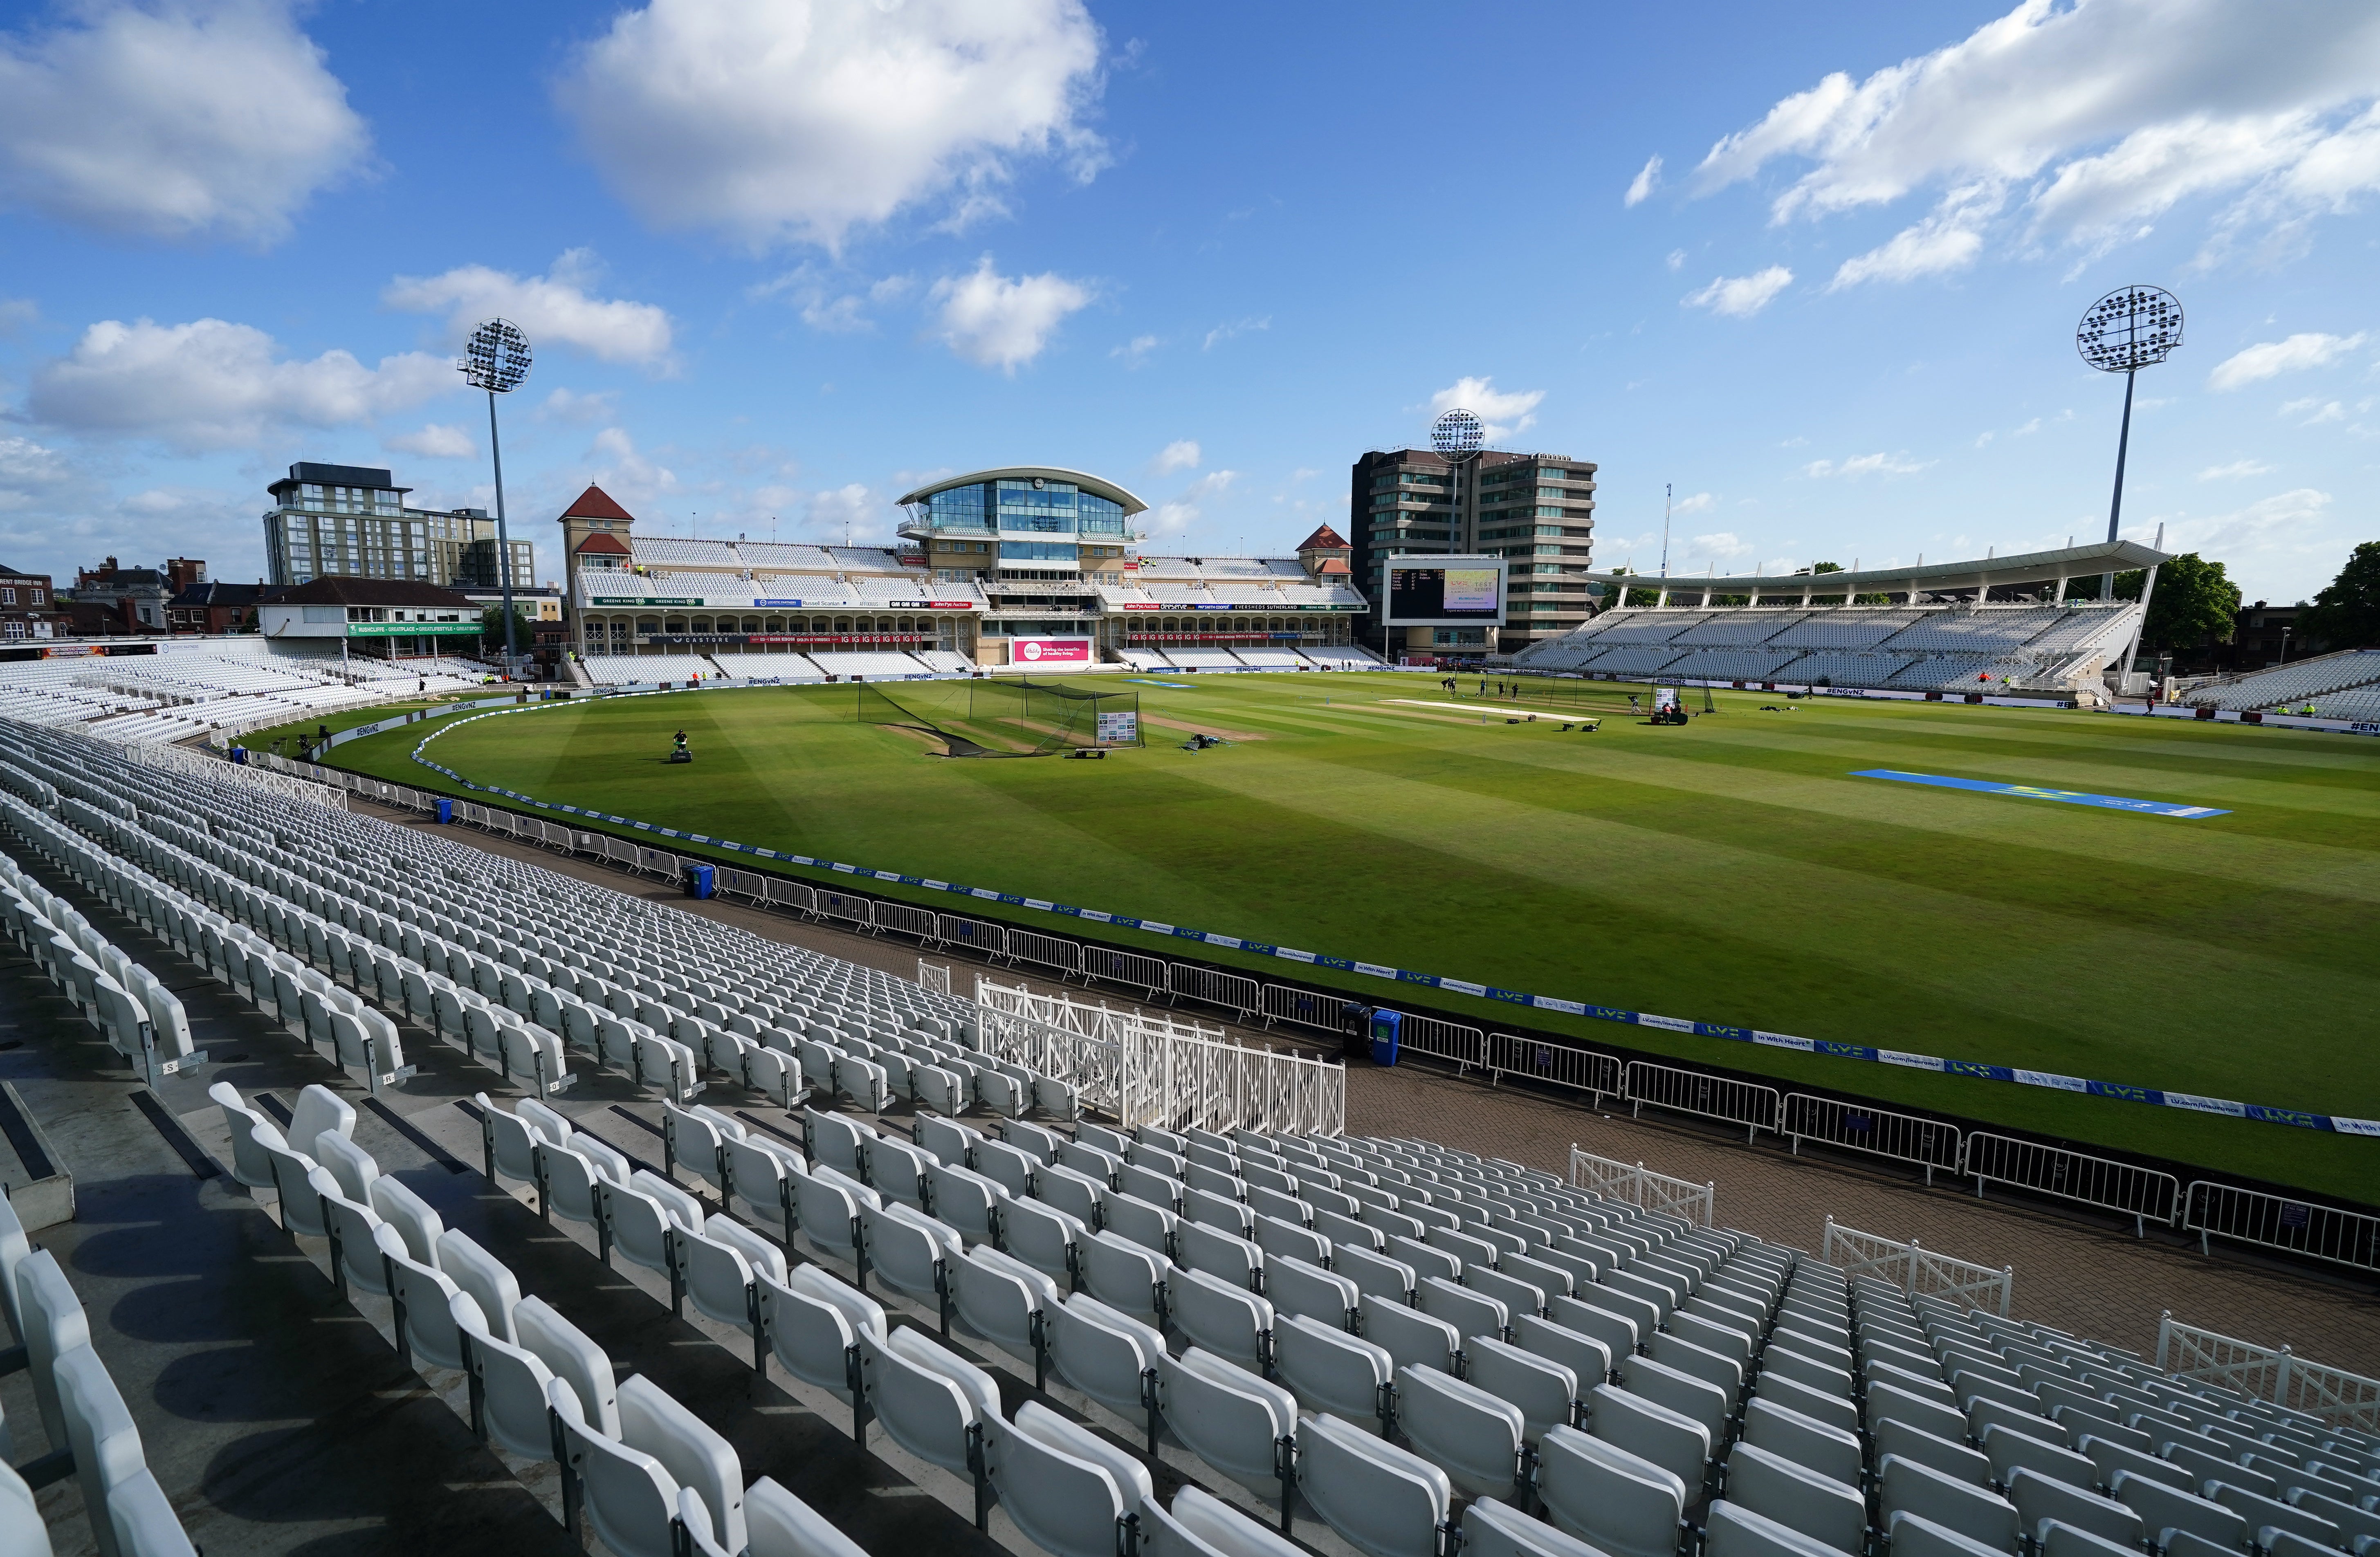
top-left (855, 676), bottom-right (1143, 758)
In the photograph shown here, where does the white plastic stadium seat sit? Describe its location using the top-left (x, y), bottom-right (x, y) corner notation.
top-left (1536, 1425), bottom-right (1688, 1557)
top-left (1048, 1293), bottom-right (1165, 1420)
top-left (1156, 1347), bottom-right (1298, 1497)
top-left (988, 1402), bottom-right (1154, 1557)
top-left (743, 1477), bottom-right (869, 1557)
top-left (860, 1327), bottom-right (1000, 1481)
top-left (1879, 1454), bottom-right (2022, 1554)
top-left (1722, 1441), bottom-right (1866, 1553)
top-left (1296, 1411), bottom-right (1453, 1557)
top-left (1464, 1495), bottom-right (1615, 1557)
top-left (550, 1377), bottom-right (676, 1557)
top-left (1272, 1314), bottom-right (1393, 1431)
top-left (1396, 1365), bottom-right (1526, 1499)
top-left (1589, 1382), bottom-right (1712, 1496)
top-left (1704, 1499), bottom-right (1851, 1557)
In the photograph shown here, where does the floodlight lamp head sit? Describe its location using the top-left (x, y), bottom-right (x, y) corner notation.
top-left (2077, 286), bottom-right (2182, 374)
top-left (1431, 408), bottom-right (1484, 456)
top-left (462, 318), bottom-right (532, 393)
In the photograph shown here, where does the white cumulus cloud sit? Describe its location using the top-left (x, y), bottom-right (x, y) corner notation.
top-left (1147, 469), bottom-right (1237, 536)
top-left (2280, 397), bottom-right (2345, 424)
top-left (1429, 376), bottom-right (1545, 443)
top-left (929, 256), bottom-right (1092, 372)
top-left (1691, 531), bottom-right (1755, 559)
top-left (1152, 440), bottom-right (1200, 475)
top-left (2158, 487), bottom-right (2335, 576)
top-left (2206, 331), bottom-right (2367, 390)
top-left (0, 0), bottom-right (369, 246)
top-left (1682, 266), bottom-right (1793, 317)
top-left (0, 436), bottom-right (74, 513)
top-left (807, 482), bottom-right (889, 542)
top-left (1625, 154), bottom-right (1662, 206)
top-left (1804, 452), bottom-right (1932, 478)
top-left (383, 423), bottom-right (475, 460)
top-left (384, 250), bottom-right (674, 368)
top-left (1830, 186), bottom-right (2001, 287)
top-left (1694, 0), bottom-right (2380, 274)
top-left (1672, 491), bottom-right (1716, 514)
top-left (555, 0), bottom-right (1107, 249)
top-left (2197, 458), bottom-right (2273, 480)
top-left (29, 317), bottom-right (450, 451)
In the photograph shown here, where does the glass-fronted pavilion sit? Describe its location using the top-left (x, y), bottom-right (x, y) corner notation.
top-left (896, 467), bottom-right (1147, 583)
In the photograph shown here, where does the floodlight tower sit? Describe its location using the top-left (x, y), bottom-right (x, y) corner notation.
top-left (2077, 286), bottom-right (2181, 601)
top-left (1430, 406), bottom-right (1484, 537)
top-left (462, 319), bottom-right (532, 673)
top-left (1430, 408), bottom-right (1486, 657)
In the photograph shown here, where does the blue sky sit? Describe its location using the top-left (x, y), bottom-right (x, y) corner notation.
top-left (1, 0), bottom-right (2375, 604)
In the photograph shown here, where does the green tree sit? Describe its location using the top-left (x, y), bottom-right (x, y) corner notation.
top-left (2137, 552), bottom-right (2240, 651)
top-left (479, 604), bottom-right (536, 651)
top-left (2298, 541), bottom-right (2380, 651)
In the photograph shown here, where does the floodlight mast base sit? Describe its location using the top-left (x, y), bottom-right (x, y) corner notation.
top-left (487, 387), bottom-right (518, 672)
top-left (2101, 366), bottom-right (2135, 602)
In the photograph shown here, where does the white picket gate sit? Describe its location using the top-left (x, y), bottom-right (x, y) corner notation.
top-left (2155, 1314), bottom-right (2380, 1433)
top-left (974, 977), bottom-right (1344, 1137)
top-left (1820, 1217), bottom-right (2012, 1315)
top-left (1566, 1147), bottom-right (1714, 1227)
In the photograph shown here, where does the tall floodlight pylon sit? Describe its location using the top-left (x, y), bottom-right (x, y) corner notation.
top-left (2077, 286), bottom-right (2181, 601)
top-left (462, 319), bottom-right (532, 673)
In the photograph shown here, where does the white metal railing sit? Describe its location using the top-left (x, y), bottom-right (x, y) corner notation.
top-left (1625, 1060), bottom-right (1779, 1141)
top-left (1967, 1132), bottom-right (2179, 1234)
top-left (1821, 1217), bottom-right (2013, 1315)
top-left (917, 960), bottom-right (952, 997)
top-left (972, 987), bottom-right (1127, 1120)
top-left (127, 743), bottom-right (347, 811)
top-left (1567, 1147), bottom-right (1715, 1227)
top-left (1149, 1026), bottom-right (1346, 1138)
top-left (2179, 1180), bottom-right (2380, 1276)
top-left (975, 976), bottom-right (1343, 1136)
top-left (2155, 1313), bottom-right (2380, 1433)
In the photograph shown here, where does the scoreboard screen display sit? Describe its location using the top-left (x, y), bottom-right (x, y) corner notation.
top-left (1385, 559), bottom-right (1507, 624)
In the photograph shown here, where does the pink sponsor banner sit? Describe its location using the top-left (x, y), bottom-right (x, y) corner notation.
top-left (1011, 636), bottom-right (1092, 665)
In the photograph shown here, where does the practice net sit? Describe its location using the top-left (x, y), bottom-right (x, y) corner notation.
top-left (857, 676), bottom-right (1144, 756)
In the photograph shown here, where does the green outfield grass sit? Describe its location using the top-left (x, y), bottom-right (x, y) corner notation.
top-left (320, 671), bottom-right (2380, 1200)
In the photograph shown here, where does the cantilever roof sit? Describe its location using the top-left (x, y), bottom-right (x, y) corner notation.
top-left (894, 467), bottom-right (1147, 518)
top-left (1585, 540), bottom-right (2171, 597)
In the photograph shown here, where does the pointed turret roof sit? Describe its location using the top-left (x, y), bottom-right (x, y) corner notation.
top-left (561, 484), bottom-right (635, 522)
top-left (1296, 524), bottom-right (1350, 552)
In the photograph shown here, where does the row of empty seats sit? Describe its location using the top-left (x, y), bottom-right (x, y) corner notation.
top-left (1, 720), bottom-right (1115, 1155)
top-left (6, 638), bottom-right (491, 743)
top-left (0, 1189), bottom-right (196, 1554)
top-left (209, 1080), bottom-right (873, 1557)
top-left (1514, 606), bottom-right (2142, 691)
top-left (2184, 653), bottom-right (2380, 713)
top-left (1120, 646), bottom-right (1384, 672)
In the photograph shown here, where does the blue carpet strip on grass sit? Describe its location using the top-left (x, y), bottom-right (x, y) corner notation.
top-left (367, 695), bottom-right (2376, 1138)
top-left (1855, 769), bottom-right (2232, 819)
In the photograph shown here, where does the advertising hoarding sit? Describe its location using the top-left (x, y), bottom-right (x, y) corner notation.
top-left (1011, 637), bottom-right (1092, 665)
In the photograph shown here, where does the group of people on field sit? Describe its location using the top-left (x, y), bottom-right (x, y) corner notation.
top-left (1442, 676), bottom-right (1530, 701)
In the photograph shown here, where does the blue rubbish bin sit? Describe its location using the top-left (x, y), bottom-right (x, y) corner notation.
top-left (435, 797), bottom-right (454, 824)
top-left (229, 747), bottom-right (247, 765)
top-left (686, 863), bottom-right (716, 900)
top-left (1369, 1009), bottom-right (1402, 1066)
